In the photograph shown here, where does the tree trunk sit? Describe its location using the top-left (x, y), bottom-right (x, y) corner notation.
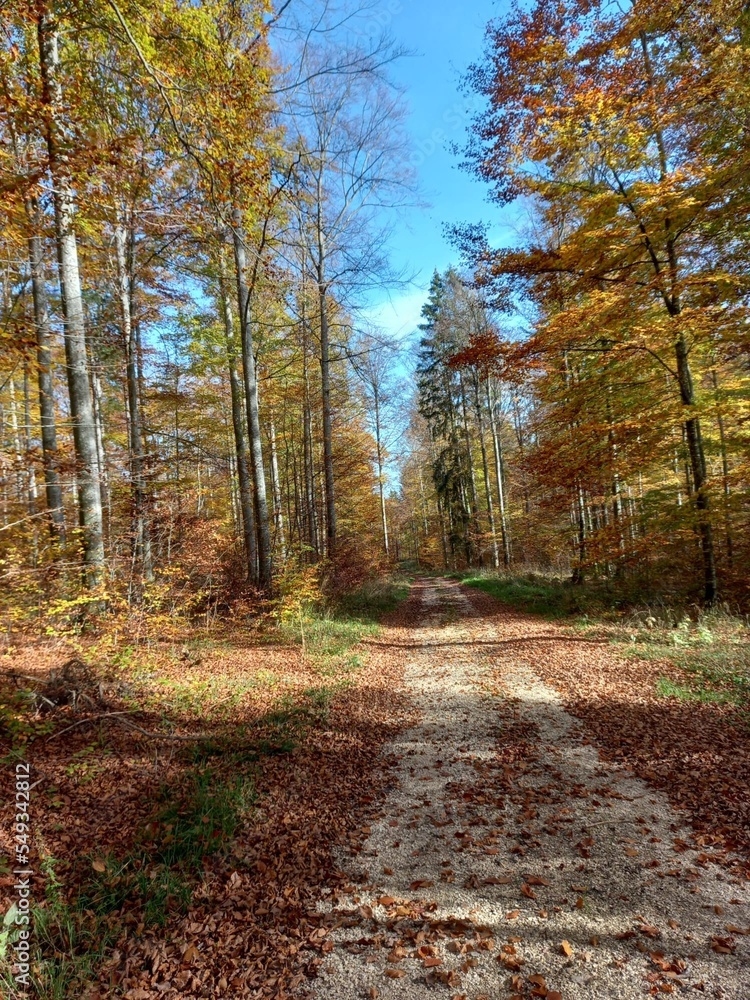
top-left (318, 280), bottom-right (337, 557)
top-left (473, 373), bottom-right (499, 570)
top-left (711, 368), bottom-right (733, 567)
top-left (26, 196), bottom-right (65, 540)
top-left (302, 349), bottom-right (319, 560)
top-left (269, 414), bottom-right (286, 560)
top-left (373, 387), bottom-right (390, 558)
top-left (675, 329), bottom-right (717, 603)
top-left (219, 251), bottom-right (257, 583)
top-left (640, 32), bottom-right (717, 604)
top-left (458, 373), bottom-right (481, 564)
top-left (22, 365), bottom-right (39, 518)
top-left (38, 11), bottom-right (104, 590)
top-left (231, 211), bottom-right (272, 591)
top-left (115, 206), bottom-right (152, 588)
top-left (487, 380), bottom-right (511, 567)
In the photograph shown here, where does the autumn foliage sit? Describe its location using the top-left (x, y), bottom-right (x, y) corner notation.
top-left (400, 0), bottom-right (750, 604)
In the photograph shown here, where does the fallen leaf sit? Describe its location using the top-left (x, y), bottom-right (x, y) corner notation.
top-left (710, 936), bottom-right (736, 954)
top-left (182, 945), bottom-right (198, 965)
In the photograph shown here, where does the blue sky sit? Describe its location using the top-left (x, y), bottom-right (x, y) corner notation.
top-left (362, 0), bottom-right (518, 342)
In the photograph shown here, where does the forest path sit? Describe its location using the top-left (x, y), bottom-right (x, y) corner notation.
top-left (311, 577), bottom-right (750, 1000)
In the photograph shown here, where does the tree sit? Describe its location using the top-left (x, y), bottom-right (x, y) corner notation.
top-left (453, 0), bottom-right (750, 601)
top-left (37, 7), bottom-right (105, 588)
top-left (287, 30), bottom-right (409, 558)
top-left (350, 330), bottom-right (403, 559)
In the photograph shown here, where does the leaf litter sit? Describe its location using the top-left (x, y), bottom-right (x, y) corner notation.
top-left (310, 578), bottom-right (750, 1000)
top-left (3, 577), bottom-right (750, 998)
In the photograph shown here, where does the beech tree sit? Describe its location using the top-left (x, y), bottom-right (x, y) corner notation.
top-left (446, 0), bottom-right (750, 601)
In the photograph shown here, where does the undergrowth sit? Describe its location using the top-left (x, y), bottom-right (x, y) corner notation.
top-left (276, 574), bottom-right (409, 668)
top-left (5, 768), bottom-right (255, 999)
top-left (461, 571), bottom-right (750, 708)
top-left (0, 573), bottom-right (410, 998)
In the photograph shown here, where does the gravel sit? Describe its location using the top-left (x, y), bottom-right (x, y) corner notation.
top-left (311, 577), bottom-right (750, 999)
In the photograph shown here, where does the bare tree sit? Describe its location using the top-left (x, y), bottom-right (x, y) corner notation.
top-left (350, 330), bottom-right (405, 559)
top-left (285, 31), bottom-right (411, 557)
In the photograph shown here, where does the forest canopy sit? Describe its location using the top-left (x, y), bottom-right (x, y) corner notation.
top-left (1, 0), bottom-right (748, 630)
top-left (398, 0), bottom-right (750, 606)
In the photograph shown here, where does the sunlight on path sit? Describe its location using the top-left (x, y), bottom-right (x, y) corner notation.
top-left (311, 578), bottom-right (750, 999)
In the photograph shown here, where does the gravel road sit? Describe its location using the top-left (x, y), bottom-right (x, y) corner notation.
top-left (311, 577), bottom-right (750, 1000)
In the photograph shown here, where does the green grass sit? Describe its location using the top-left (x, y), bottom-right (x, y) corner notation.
top-left (332, 577), bottom-right (410, 623)
top-left (461, 573), bottom-right (582, 619)
top-left (461, 571), bottom-right (750, 708)
top-left (17, 767), bottom-right (255, 999)
top-left (278, 575), bottom-right (409, 667)
top-left (655, 676), bottom-right (737, 704)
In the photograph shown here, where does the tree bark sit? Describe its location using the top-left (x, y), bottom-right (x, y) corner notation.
top-left (26, 196), bottom-right (65, 540)
top-left (317, 279), bottom-right (337, 557)
top-left (487, 380), bottom-right (511, 568)
top-left (115, 206), bottom-right (152, 587)
top-left (38, 11), bottom-right (104, 590)
top-left (373, 386), bottom-right (390, 558)
top-left (473, 373), bottom-right (499, 569)
top-left (640, 31), bottom-right (717, 604)
top-left (268, 414), bottom-right (286, 560)
top-left (231, 211), bottom-right (272, 591)
top-left (219, 250), bottom-right (257, 583)
top-left (675, 328), bottom-right (717, 602)
top-left (302, 339), bottom-right (319, 560)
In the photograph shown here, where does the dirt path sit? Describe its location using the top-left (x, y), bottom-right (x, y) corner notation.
top-left (311, 578), bottom-right (750, 1000)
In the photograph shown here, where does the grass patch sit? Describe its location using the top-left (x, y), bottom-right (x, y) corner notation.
top-left (655, 676), bottom-right (737, 704)
top-left (461, 573), bottom-right (580, 620)
top-left (277, 575), bottom-right (409, 667)
top-left (332, 577), bottom-right (410, 623)
top-left (617, 609), bottom-right (750, 707)
top-left (461, 571), bottom-right (750, 709)
top-left (16, 767), bottom-right (255, 999)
